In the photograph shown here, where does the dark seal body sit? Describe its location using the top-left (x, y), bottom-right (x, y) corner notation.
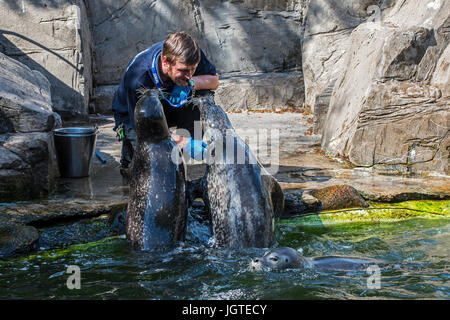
top-left (126, 90), bottom-right (187, 250)
top-left (250, 247), bottom-right (384, 271)
top-left (196, 97), bottom-right (284, 248)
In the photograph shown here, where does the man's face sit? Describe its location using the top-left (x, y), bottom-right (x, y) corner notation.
top-left (165, 58), bottom-right (198, 86)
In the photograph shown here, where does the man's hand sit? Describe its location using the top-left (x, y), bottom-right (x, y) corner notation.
top-left (169, 85), bottom-right (191, 105)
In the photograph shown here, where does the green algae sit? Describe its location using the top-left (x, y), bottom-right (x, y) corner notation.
top-left (4, 235), bottom-right (122, 264)
top-left (280, 200), bottom-right (450, 227)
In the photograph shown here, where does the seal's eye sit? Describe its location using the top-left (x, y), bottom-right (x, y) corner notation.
top-left (285, 258), bottom-right (289, 263)
top-left (270, 256), bottom-right (279, 262)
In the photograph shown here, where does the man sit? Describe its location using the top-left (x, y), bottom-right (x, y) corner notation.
top-left (112, 31), bottom-right (219, 176)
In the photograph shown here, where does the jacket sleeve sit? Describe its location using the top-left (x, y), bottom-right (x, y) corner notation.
top-left (194, 49), bottom-right (217, 76)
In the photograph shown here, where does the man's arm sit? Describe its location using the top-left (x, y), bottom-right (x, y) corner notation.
top-left (192, 74), bottom-right (219, 91)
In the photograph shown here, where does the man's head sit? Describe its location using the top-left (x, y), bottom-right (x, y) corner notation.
top-left (161, 32), bottom-right (201, 86)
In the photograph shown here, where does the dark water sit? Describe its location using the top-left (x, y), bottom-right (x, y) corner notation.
top-left (0, 210), bottom-right (449, 299)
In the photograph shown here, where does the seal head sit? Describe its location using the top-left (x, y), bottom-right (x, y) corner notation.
top-left (250, 247), bottom-right (306, 271)
top-left (135, 89), bottom-right (171, 142)
top-left (250, 247), bottom-right (384, 271)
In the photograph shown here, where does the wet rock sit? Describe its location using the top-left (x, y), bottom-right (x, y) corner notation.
top-left (283, 191), bottom-right (320, 216)
top-left (0, 224), bottom-right (39, 259)
top-left (0, 200), bottom-right (128, 227)
top-left (283, 185), bottom-right (368, 216)
top-left (309, 185), bottom-right (369, 211)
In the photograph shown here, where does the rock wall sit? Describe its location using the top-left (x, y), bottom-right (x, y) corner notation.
top-left (0, 0), bottom-right (92, 120)
top-left (0, 52), bottom-right (60, 201)
top-left (302, 0), bottom-right (395, 132)
top-left (321, 0), bottom-right (450, 174)
top-left (86, 0), bottom-right (307, 113)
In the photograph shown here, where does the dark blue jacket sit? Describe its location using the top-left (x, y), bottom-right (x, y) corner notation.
top-left (112, 41), bottom-right (217, 130)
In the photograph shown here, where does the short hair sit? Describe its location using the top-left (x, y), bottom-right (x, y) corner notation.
top-left (162, 31), bottom-right (201, 66)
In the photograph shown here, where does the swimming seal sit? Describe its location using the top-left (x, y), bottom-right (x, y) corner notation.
top-left (195, 97), bottom-right (284, 248)
top-left (126, 89), bottom-right (187, 250)
top-left (250, 247), bottom-right (384, 271)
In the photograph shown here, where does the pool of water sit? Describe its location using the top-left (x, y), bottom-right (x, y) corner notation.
top-left (0, 204), bottom-right (449, 300)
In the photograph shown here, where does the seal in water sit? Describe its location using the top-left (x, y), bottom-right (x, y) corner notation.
top-left (195, 97), bottom-right (284, 248)
top-left (126, 89), bottom-right (187, 250)
top-left (250, 247), bottom-right (384, 271)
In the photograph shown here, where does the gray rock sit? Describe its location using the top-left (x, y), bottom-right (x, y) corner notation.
top-left (0, 53), bottom-right (59, 133)
top-left (0, 224), bottom-right (39, 259)
top-left (215, 72), bottom-right (304, 111)
top-left (86, 0), bottom-right (305, 103)
top-left (86, 0), bottom-right (307, 113)
top-left (321, 0), bottom-right (450, 174)
top-left (0, 0), bottom-right (92, 120)
top-left (302, 0), bottom-right (393, 119)
top-left (89, 85), bottom-right (117, 115)
top-left (0, 133), bottom-right (57, 202)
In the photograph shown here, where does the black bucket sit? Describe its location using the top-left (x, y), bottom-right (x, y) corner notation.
top-left (53, 127), bottom-right (98, 178)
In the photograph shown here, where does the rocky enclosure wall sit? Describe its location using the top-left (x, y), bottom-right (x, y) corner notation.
top-left (0, 0), bottom-right (448, 204)
top-left (0, 0), bottom-right (92, 120)
top-left (0, 52), bottom-right (60, 201)
top-left (86, 0), bottom-right (307, 113)
top-left (320, 0), bottom-right (449, 175)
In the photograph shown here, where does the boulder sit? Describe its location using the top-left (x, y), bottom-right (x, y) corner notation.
top-left (0, 53), bottom-right (61, 133)
top-left (0, 224), bottom-right (39, 259)
top-left (215, 72), bottom-right (304, 111)
top-left (0, 53), bottom-right (59, 201)
top-left (309, 185), bottom-right (369, 211)
top-left (283, 190), bottom-right (320, 216)
top-left (283, 185), bottom-right (368, 216)
top-left (0, 133), bottom-right (57, 202)
top-left (0, 0), bottom-right (93, 120)
top-left (321, 0), bottom-right (450, 174)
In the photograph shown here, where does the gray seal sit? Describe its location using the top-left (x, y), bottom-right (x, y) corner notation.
top-left (250, 247), bottom-right (384, 271)
top-left (126, 89), bottom-right (187, 250)
top-left (195, 97), bottom-right (284, 248)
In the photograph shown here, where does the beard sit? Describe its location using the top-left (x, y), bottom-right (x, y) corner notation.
top-left (167, 67), bottom-right (189, 87)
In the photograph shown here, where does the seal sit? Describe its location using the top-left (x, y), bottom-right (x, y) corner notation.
top-left (126, 89), bottom-right (188, 250)
top-left (195, 97), bottom-right (284, 248)
top-left (250, 247), bottom-right (384, 271)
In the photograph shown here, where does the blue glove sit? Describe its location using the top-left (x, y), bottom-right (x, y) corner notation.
top-left (184, 138), bottom-right (207, 161)
top-left (169, 85), bottom-right (191, 106)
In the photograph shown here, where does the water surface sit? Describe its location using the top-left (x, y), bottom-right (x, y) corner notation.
top-left (0, 205), bottom-right (449, 300)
